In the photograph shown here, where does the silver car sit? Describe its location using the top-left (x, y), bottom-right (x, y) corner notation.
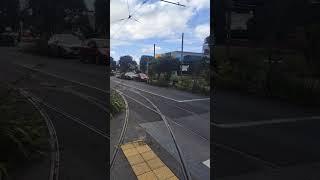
top-left (48, 34), bottom-right (82, 57)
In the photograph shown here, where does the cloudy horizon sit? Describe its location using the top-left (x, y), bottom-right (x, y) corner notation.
top-left (110, 0), bottom-right (210, 62)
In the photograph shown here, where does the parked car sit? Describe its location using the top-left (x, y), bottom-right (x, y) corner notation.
top-left (124, 72), bottom-right (138, 80)
top-left (48, 34), bottom-right (82, 57)
top-left (0, 32), bottom-right (18, 46)
top-left (118, 73), bottom-right (125, 79)
top-left (20, 30), bottom-right (36, 43)
top-left (110, 70), bottom-right (115, 76)
top-left (136, 73), bottom-right (149, 82)
top-left (80, 38), bottom-right (108, 65)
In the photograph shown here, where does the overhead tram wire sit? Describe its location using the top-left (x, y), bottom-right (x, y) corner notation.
top-left (110, 18), bottom-right (129, 39)
top-left (127, 0), bottom-right (131, 15)
top-left (159, 0), bottom-right (186, 7)
top-left (129, 0), bottom-right (150, 17)
top-left (111, 0), bottom-right (145, 37)
top-left (112, 0), bottom-right (184, 25)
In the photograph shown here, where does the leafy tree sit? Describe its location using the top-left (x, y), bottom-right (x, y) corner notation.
top-left (212, 0), bottom-right (227, 45)
top-left (28, 0), bottom-right (89, 39)
top-left (140, 55), bottom-right (154, 73)
top-left (110, 57), bottom-right (116, 70)
top-left (149, 56), bottom-right (180, 80)
top-left (95, 0), bottom-right (108, 35)
top-left (0, 0), bottom-right (19, 31)
top-left (119, 55), bottom-right (136, 72)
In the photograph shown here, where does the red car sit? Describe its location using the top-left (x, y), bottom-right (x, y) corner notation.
top-left (136, 73), bottom-right (149, 82)
top-left (80, 38), bottom-right (109, 65)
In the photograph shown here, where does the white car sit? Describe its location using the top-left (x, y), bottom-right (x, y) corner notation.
top-left (48, 34), bottom-right (82, 57)
top-left (124, 72), bottom-right (138, 80)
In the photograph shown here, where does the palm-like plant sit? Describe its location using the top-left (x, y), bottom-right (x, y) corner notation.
top-left (0, 87), bottom-right (46, 179)
top-left (0, 162), bottom-right (8, 180)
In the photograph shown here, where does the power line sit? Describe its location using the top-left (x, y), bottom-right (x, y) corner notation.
top-left (159, 0), bottom-right (186, 7)
top-left (111, 0), bottom-right (144, 25)
top-left (110, 18), bottom-right (129, 39)
top-left (126, 0), bottom-right (131, 15)
top-left (130, 0), bottom-right (150, 17)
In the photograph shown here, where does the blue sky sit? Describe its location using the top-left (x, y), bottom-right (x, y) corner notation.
top-left (110, 0), bottom-right (210, 63)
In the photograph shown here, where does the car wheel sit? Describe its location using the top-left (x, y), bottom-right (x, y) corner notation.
top-left (13, 39), bottom-right (18, 46)
top-left (80, 55), bottom-right (85, 63)
top-left (58, 47), bottom-right (64, 57)
top-left (48, 46), bottom-right (55, 56)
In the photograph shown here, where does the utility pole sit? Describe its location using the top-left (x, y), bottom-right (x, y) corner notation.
top-left (226, 0), bottom-right (233, 62)
top-left (147, 43), bottom-right (156, 75)
top-left (180, 33), bottom-right (184, 75)
top-left (154, 44), bottom-right (156, 58)
top-left (181, 33), bottom-right (184, 62)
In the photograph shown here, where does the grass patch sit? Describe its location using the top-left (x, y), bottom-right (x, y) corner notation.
top-left (110, 90), bottom-right (125, 117)
top-left (0, 84), bottom-right (49, 179)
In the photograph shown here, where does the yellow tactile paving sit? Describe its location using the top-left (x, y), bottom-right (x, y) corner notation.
top-left (136, 144), bottom-right (152, 154)
top-left (141, 150), bottom-right (157, 161)
top-left (137, 171), bottom-right (158, 180)
top-left (123, 147), bottom-right (140, 157)
top-left (127, 154), bottom-right (145, 165)
top-left (146, 158), bottom-right (165, 170)
top-left (132, 162), bottom-right (151, 175)
top-left (153, 166), bottom-right (175, 180)
top-left (167, 176), bottom-right (179, 180)
top-left (121, 143), bottom-right (135, 150)
top-left (121, 140), bottom-right (179, 180)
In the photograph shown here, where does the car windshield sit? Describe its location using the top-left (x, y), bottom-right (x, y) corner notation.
top-left (56, 34), bottom-right (81, 44)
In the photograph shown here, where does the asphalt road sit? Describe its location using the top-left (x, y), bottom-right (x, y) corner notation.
top-left (213, 89), bottom-right (320, 179)
top-left (110, 76), bottom-right (211, 180)
top-left (0, 47), bottom-right (109, 180)
top-left (3, 45), bottom-right (318, 180)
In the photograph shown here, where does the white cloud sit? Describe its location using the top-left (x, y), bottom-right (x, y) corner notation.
top-left (141, 46), bottom-right (161, 53)
top-left (194, 23), bottom-right (210, 40)
top-left (110, 0), bottom-right (209, 41)
top-left (110, 38), bottom-right (132, 47)
top-left (183, 0), bottom-right (210, 10)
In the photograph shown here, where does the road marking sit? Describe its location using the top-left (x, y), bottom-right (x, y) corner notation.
top-left (214, 142), bottom-right (279, 168)
top-left (14, 63), bottom-right (109, 94)
top-left (202, 159), bottom-right (210, 168)
top-left (178, 98), bottom-right (210, 102)
top-left (214, 116), bottom-right (320, 128)
top-left (112, 79), bottom-right (209, 103)
top-left (121, 140), bottom-right (179, 180)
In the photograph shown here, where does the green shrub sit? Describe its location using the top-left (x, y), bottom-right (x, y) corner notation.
top-left (176, 77), bottom-right (193, 91)
top-left (110, 90), bottom-right (125, 116)
top-left (0, 85), bottom-right (49, 178)
top-left (148, 79), bottom-right (170, 87)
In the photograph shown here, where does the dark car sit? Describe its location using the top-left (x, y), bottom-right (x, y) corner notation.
top-left (0, 32), bottom-right (18, 46)
top-left (110, 70), bottom-right (115, 76)
top-left (80, 38), bottom-right (109, 65)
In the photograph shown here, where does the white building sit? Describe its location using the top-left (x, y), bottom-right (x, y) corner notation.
top-left (157, 51), bottom-right (203, 61)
